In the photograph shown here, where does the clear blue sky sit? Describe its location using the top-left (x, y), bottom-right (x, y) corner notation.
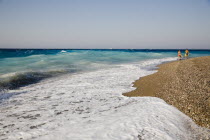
top-left (0, 0), bottom-right (210, 49)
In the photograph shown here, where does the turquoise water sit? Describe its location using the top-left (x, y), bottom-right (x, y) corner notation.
top-left (0, 49), bottom-right (210, 90)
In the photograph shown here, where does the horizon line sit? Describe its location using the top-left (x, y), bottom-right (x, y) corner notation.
top-left (0, 48), bottom-right (210, 51)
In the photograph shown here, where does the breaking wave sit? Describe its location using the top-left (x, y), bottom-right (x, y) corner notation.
top-left (0, 70), bottom-right (77, 90)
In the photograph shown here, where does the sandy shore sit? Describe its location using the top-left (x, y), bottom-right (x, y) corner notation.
top-left (123, 56), bottom-right (210, 129)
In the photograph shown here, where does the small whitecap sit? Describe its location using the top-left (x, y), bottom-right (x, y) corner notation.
top-left (61, 50), bottom-right (67, 53)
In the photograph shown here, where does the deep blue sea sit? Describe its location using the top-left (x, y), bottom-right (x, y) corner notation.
top-left (0, 49), bottom-right (210, 90)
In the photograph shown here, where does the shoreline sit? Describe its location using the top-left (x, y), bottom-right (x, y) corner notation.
top-left (123, 56), bottom-right (210, 129)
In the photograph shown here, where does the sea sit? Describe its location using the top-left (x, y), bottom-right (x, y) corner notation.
top-left (0, 49), bottom-right (210, 140)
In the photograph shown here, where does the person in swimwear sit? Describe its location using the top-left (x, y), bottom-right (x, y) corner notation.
top-left (185, 49), bottom-right (189, 59)
top-left (178, 50), bottom-right (182, 60)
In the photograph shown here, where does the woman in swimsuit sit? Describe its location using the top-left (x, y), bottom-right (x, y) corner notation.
top-left (178, 50), bottom-right (182, 60)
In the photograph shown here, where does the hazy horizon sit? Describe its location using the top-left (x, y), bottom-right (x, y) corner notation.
top-left (0, 0), bottom-right (210, 49)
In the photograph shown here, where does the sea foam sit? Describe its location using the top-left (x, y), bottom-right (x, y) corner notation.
top-left (0, 57), bottom-right (207, 140)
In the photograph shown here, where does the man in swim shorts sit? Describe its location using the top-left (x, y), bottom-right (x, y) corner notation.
top-left (185, 49), bottom-right (189, 59)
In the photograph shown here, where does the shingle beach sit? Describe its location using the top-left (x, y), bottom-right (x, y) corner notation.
top-left (124, 56), bottom-right (210, 129)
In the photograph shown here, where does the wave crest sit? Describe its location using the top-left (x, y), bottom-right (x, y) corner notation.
top-left (0, 70), bottom-right (70, 90)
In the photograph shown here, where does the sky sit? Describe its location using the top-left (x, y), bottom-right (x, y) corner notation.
top-left (0, 0), bottom-right (210, 49)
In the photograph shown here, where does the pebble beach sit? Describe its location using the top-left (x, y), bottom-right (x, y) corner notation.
top-left (124, 56), bottom-right (210, 129)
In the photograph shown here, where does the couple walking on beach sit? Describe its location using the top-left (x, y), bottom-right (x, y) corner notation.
top-left (178, 50), bottom-right (189, 60)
